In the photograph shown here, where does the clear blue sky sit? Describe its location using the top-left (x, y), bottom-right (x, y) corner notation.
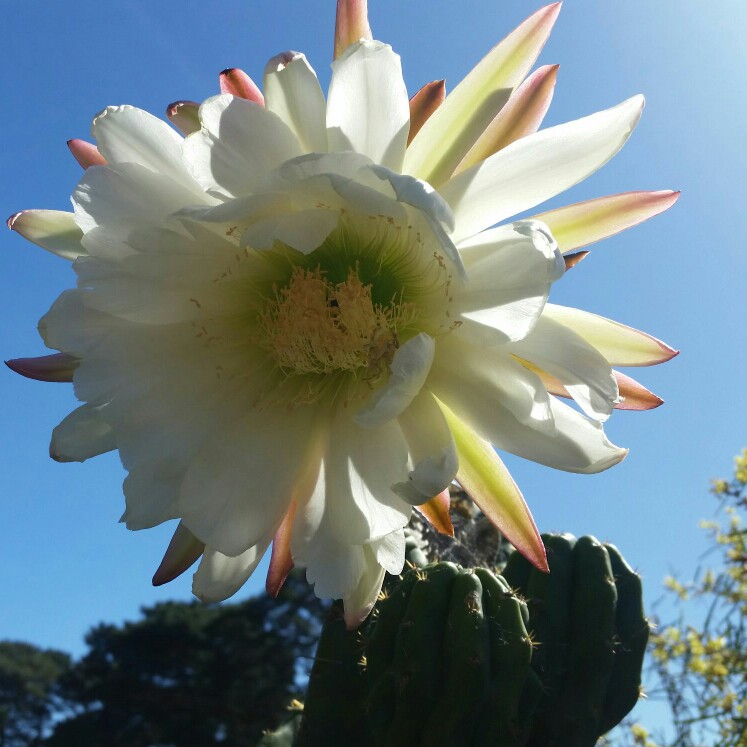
top-left (2, 0), bottom-right (745, 736)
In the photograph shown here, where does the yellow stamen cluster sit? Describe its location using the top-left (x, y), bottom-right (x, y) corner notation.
top-left (259, 266), bottom-right (416, 380)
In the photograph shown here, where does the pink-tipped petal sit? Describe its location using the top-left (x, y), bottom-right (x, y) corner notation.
top-left (67, 139), bottom-right (107, 169)
top-left (534, 190), bottom-right (681, 252)
top-left (563, 250), bottom-right (589, 271)
top-left (334, 0), bottom-right (372, 60)
top-left (152, 522), bottom-right (205, 586)
top-left (6, 353), bottom-right (79, 383)
top-left (266, 502), bottom-right (296, 598)
top-left (219, 68), bottom-right (265, 105)
top-left (456, 64), bottom-right (559, 174)
top-left (408, 80), bottom-right (446, 145)
top-left (613, 371), bottom-right (664, 411)
top-left (415, 488), bottom-right (454, 537)
top-left (8, 209), bottom-right (85, 261)
top-left (166, 100), bottom-right (201, 135)
top-left (404, 2), bottom-right (562, 186)
top-left (441, 402), bottom-right (548, 573)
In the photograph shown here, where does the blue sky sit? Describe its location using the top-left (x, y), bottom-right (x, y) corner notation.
top-left (2, 0), bottom-right (745, 736)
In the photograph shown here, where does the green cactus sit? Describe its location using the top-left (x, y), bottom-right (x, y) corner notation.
top-left (282, 532), bottom-right (649, 747)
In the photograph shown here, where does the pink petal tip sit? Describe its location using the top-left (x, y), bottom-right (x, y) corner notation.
top-left (67, 139), bottom-right (107, 169)
top-left (219, 69), bottom-right (265, 105)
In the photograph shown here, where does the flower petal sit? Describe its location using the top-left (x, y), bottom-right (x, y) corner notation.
top-left (67, 139), bottom-right (107, 168)
top-left (441, 96), bottom-right (645, 244)
top-left (243, 207), bottom-right (340, 253)
top-left (408, 79), bottom-right (445, 145)
top-left (613, 371), bottom-right (664, 411)
top-left (343, 552), bottom-right (386, 628)
top-left (415, 489), bottom-right (454, 537)
top-left (394, 390), bottom-right (458, 504)
top-left (533, 190), bottom-right (681, 252)
top-left (152, 521), bottom-right (205, 586)
top-left (219, 68), bottom-right (265, 105)
top-left (192, 538), bottom-right (272, 603)
top-left (403, 3), bottom-right (561, 186)
top-left (264, 52), bottom-right (328, 153)
top-left (507, 315), bottom-right (619, 421)
top-left (182, 94), bottom-right (302, 198)
top-left (334, 0), bottom-right (372, 60)
top-left (543, 304), bottom-right (679, 366)
top-left (50, 403), bottom-right (116, 463)
top-left (327, 40), bottom-right (410, 172)
top-left (166, 100), bottom-right (201, 136)
top-left (5, 353), bottom-right (78, 383)
top-left (266, 502), bottom-right (297, 598)
top-left (439, 402), bottom-right (547, 572)
top-left (454, 221), bottom-right (564, 343)
top-left (355, 333), bottom-right (435, 428)
top-left (8, 210), bottom-right (85, 260)
top-left (456, 64), bottom-right (559, 175)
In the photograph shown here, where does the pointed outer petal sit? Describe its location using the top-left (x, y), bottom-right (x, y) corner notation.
top-left (334, 0), bottom-right (372, 60)
top-left (543, 303), bottom-right (679, 367)
top-left (514, 362), bottom-right (658, 414)
top-left (182, 95), bottom-right (303, 198)
top-left (179, 405), bottom-right (321, 557)
top-left (533, 190), bottom-right (681, 252)
top-left (50, 404), bottom-right (116, 463)
top-left (67, 139), bottom-right (107, 168)
top-left (8, 210), bottom-right (85, 260)
top-left (408, 80), bottom-right (446, 145)
top-left (415, 489), bottom-right (454, 537)
top-left (242, 207), bottom-right (340, 253)
top-left (343, 548), bottom-right (386, 629)
top-left (327, 40), bottom-right (410, 172)
top-left (456, 64), bottom-right (559, 175)
top-left (5, 353), bottom-right (78, 383)
top-left (430, 337), bottom-right (629, 473)
top-left (266, 502), bottom-right (297, 598)
top-left (403, 3), bottom-right (561, 186)
top-left (219, 68), bottom-right (265, 105)
top-left (441, 96), bottom-right (645, 245)
top-left (354, 333), bottom-right (436, 428)
top-left (453, 221), bottom-right (564, 344)
top-left (152, 521), bottom-right (205, 586)
top-left (613, 370), bottom-right (664, 411)
top-left (439, 401), bottom-right (547, 573)
top-left (192, 538), bottom-right (272, 603)
top-left (506, 315), bottom-right (619, 421)
top-left (166, 100), bottom-right (201, 136)
top-left (264, 52), bottom-right (328, 153)
top-left (393, 389), bottom-right (458, 504)
top-left (564, 250), bottom-right (589, 271)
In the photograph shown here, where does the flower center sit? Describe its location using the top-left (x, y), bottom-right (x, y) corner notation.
top-left (259, 266), bottom-right (416, 381)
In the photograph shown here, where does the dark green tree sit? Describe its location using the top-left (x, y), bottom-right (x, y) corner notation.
top-left (0, 642), bottom-right (72, 747)
top-left (47, 570), bottom-right (326, 747)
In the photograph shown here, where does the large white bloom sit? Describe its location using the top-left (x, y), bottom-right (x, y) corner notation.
top-left (8, 2), bottom-right (677, 626)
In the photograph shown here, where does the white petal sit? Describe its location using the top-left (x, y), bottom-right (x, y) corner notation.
top-left (303, 538), bottom-right (367, 600)
top-left (432, 350), bottom-right (627, 473)
top-left (8, 210), bottom-right (86, 261)
top-left (182, 95), bottom-right (303, 198)
top-left (355, 333), bottom-right (435, 428)
top-left (264, 52), bottom-right (328, 153)
top-left (394, 390), bottom-right (458, 504)
top-left (326, 40), bottom-right (410, 171)
top-left (543, 304), bottom-right (679, 367)
top-left (242, 207), bottom-right (340, 253)
top-left (192, 538), bottom-right (271, 603)
top-left (441, 96), bottom-right (645, 243)
top-left (370, 530), bottom-right (406, 575)
top-left (50, 404), bottom-right (116, 463)
top-left (508, 316), bottom-right (618, 421)
top-left (454, 220), bottom-right (564, 343)
top-left (343, 544), bottom-right (387, 628)
top-left (92, 105), bottom-right (201, 193)
top-left (179, 406), bottom-right (320, 556)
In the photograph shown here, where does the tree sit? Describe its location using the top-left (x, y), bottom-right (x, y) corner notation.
top-left (47, 570), bottom-right (326, 747)
top-left (622, 449), bottom-right (747, 747)
top-left (0, 642), bottom-right (72, 747)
